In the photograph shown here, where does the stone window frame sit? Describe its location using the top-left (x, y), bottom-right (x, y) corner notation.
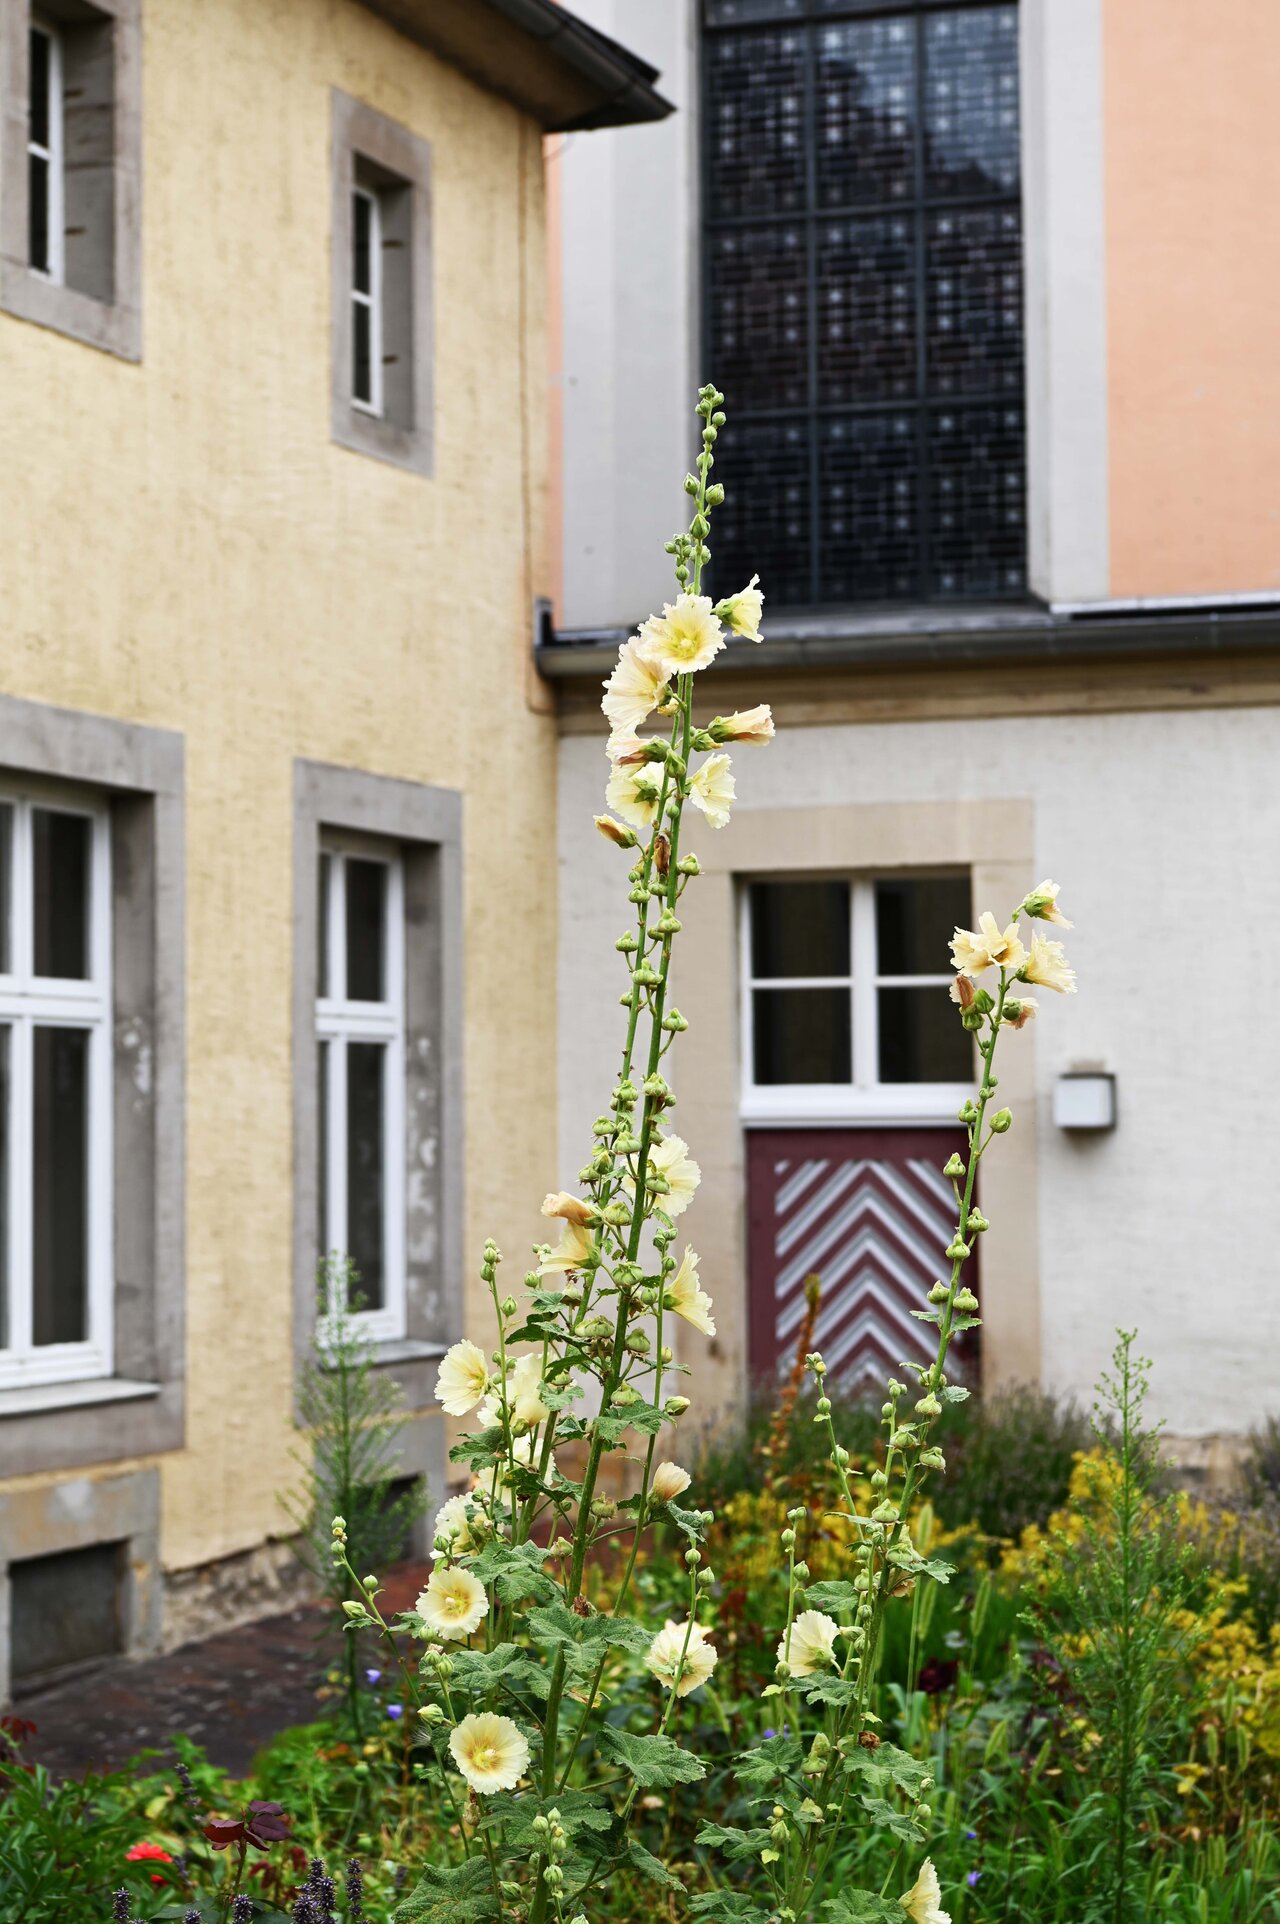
top-left (0, 0), bottom-right (143, 362)
top-left (330, 90), bottom-right (434, 479)
top-left (293, 762), bottom-right (462, 1411)
top-left (0, 694), bottom-right (186, 1478)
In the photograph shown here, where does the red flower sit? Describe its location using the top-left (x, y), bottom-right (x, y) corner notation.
top-left (126, 1841), bottom-right (173, 1885)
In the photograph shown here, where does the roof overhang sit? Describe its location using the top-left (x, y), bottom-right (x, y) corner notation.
top-left (357, 0), bottom-right (673, 131)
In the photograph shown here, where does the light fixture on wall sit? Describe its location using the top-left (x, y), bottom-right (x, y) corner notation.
top-left (1053, 1071), bottom-right (1116, 1133)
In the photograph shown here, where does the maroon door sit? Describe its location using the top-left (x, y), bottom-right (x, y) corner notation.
top-left (746, 1127), bottom-right (975, 1389)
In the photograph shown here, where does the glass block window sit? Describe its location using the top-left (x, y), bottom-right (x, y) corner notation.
top-left (703, 0), bottom-right (1025, 605)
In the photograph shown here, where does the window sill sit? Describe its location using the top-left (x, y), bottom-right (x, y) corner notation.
top-left (0, 1376), bottom-right (162, 1419)
top-left (318, 1338), bottom-right (447, 1374)
top-left (741, 1085), bottom-right (974, 1129)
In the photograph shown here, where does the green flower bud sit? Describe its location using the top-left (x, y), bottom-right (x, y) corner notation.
top-left (991, 1107), bottom-right (1014, 1133)
top-left (684, 1546), bottom-right (701, 1567)
top-left (418, 1703), bottom-right (445, 1725)
top-left (664, 1395), bottom-right (690, 1417)
top-left (943, 1153), bottom-right (965, 1179)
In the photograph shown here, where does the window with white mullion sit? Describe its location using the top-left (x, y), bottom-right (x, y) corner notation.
top-left (27, 17), bottom-right (64, 283)
top-left (351, 185), bottom-right (383, 417)
top-left (742, 871), bottom-right (974, 1116)
top-left (316, 841), bottom-right (405, 1339)
top-left (0, 788), bottom-right (112, 1388)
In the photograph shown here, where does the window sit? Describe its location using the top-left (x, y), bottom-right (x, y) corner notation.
top-left (28, 17), bottom-right (63, 281)
top-left (702, 0), bottom-right (1025, 606)
top-left (330, 91), bottom-right (434, 476)
top-left (0, 788), bottom-right (112, 1389)
top-left (351, 185), bottom-right (383, 414)
top-left (1, 0), bottom-right (142, 358)
top-left (742, 873), bottom-right (973, 1117)
top-left (316, 840), bottom-right (406, 1341)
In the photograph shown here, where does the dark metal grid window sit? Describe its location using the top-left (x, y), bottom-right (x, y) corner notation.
top-left (703, 0), bottom-right (1025, 606)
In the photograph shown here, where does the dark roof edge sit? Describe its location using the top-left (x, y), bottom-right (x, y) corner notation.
top-left (536, 605), bottom-right (1280, 679)
top-left (482, 0), bottom-right (673, 129)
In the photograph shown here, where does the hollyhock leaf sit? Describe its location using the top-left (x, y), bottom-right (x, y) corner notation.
top-left (797, 1674), bottom-right (863, 1706)
top-left (394, 1855), bottom-right (501, 1924)
top-left (626, 1840), bottom-right (687, 1891)
top-left (821, 1896), bottom-right (912, 1923)
top-left (597, 1727), bottom-right (705, 1787)
top-left (732, 1736), bottom-right (804, 1790)
top-left (694, 1824), bottom-right (773, 1861)
top-left (804, 1580), bottom-right (861, 1614)
top-left (688, 1895), bottom-right (776, 1924)
top-left (580, 1613), bottom-right (654, 1655)
top-left (467, 1540), bottom-right (559, 1604)
top-left (665, 1501), bottom-right (709, 1544)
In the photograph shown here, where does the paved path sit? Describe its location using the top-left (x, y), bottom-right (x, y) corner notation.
top-left (18, 1563), bottom-right (430, 1781)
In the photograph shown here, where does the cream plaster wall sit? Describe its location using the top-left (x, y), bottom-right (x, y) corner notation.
top-left (558, 704), bottom-right (1280, 1439)
top-left (1104, 0), bottom-right (1280, 597)
top-left (0, 0), bottom-right (555, 1575)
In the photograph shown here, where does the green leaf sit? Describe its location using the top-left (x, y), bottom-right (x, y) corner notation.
top-left (940, 1384), bottom-right (970, 1403)
top-left (526, 1602), bottom-right (588, 1649)
top-left (666, 1500), bottom-right (709, 1543)
top-left (626, 1840), bottom-right (687, 1891)
top-left (477, 1788), bottom-right (613, 1847)
top-left (580, 1611), bottom-right (654, 1656)
top-left (688, 1894), bottom-right (775, 1924)
top-left (732, 1735), bottom-right (804, 1791)
top-left (694, 1822), bottom-right (773, 1861)
top-left (821, 1894), bottom-right (909, 1923)
top-left (848, 1740), bottom-right (933, 1799)
top-left (443, 1643), bottom-right (556, 1701)
top-left (855, 1794), bottom-right (926, 1844)
top-left (803, 1579), bottom-right (860, 1613)
top-left (596, 1726), bottom-right (705, 1787)
top-left (468, 1538), bottom-right (559, 1604)
top-left (593, 1400), bottom-right (666, 1444)
top-left (798, 1674), bottom-right (863, 1706)
top-left (395, 1856), bottom-right (501, 1924)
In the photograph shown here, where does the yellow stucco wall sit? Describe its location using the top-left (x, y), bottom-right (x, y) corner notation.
top-left (1105, 0), bottom-right (1280, 596)
top-left (0, 0), bottom-right (555, 1574)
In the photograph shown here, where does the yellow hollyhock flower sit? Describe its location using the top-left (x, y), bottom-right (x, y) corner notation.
top-left (645, 1618), bottom-right (718, 1696)
top-left (1021, 878), bottom-right (1072, 927)
top-left (434, 1338), bottom-right (489, 1417)
top-left (950, 911), bottom-right (1026, 977)
top-left (1022, 932), bottom-right (1077, 994)
top-left (668, 1246), bottom-right (715, 1337)
top-left (540, 1191), bottom-right (595, 1226)
top-left (605, 757), bottom-right (663, 829)
top-left (537, 1218), bottom-right (595, 1276)
top-left (688, 752), bottom-right (736, 829)
top-left (429, 1492), bottom-right (480, 1561)
top-left (645, 1132), bottom-right (701, 1216)
top-left (602, 634), bottom-right (669, 740)
top-left (448, 1712), bottom-right (530, 1794)
top-left (638, 595), bottom-right (726, 677)
top-left (507, 1352), bottom-right (549, 1427)
top-left (651, 1461), bottom-right (692, 1502)
top-left (778, 1609), bottom-right (840, 1678)
top-left (715, 574), bottom-right (764, 641)
top-left (417, 1565), bottom-right (487, 1641)
top-left (595, 813), bottom-right (638, 849)
top-left (709, 703), bottom-right (774, 745)
top-left (900, 1859), bottom-right (950, 1924)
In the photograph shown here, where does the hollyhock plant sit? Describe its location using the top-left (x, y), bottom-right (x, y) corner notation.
top-left (312, 388), bottom-right (1078, 1924)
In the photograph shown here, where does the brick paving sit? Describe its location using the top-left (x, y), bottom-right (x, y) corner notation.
top-left (18, 1562), bottom-right (431, 1782)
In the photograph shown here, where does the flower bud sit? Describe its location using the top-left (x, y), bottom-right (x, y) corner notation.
top-left (943, 1153), bottom-right (965, 1179)
top-left (418, 1703), bottom-right (445, 1725)
top-left (928, 1280), bottom-right (949, 1305)
top-left (684, 1546), bottom-right (701, 1567)
top-left (595, 814), bottom-right (638, 849)
top-left (991, 1108), bottom-right (1013, 1133)
top-left (664, 1395), bottom-right (690, 1417)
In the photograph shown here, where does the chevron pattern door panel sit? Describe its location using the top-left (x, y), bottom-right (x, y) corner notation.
top-left (746, 1128), bottom-right (976, 1388)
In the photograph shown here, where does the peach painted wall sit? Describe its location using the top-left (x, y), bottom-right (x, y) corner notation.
top-left (1105, 0), bottom-right (1280, 596)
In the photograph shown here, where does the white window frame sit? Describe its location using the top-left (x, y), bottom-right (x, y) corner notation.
top-left (0, 782), bottom-right (113, 1389)
top-left (739, 874), bottom-right (974, 1128)
top-left (315, 834), bottom-right (405, 1343)
top-left (28, 14), bottom-right (64, 284)
top-left (350, 183), bottom-right (383, 418)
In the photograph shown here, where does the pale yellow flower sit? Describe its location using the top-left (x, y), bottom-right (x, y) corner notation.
top-left (710, 703), bottom-right (774, 745)
top-left (430, 1491), bottom-right (481, 1561)
top-left (1022, 933), bottom-right (1076, 994)
top-left (949, 974), bottom-right (976, 1010)
top-left (538, 1218), bottom-right (595, 1276)
top-left (1002, 996), bottom-right (1038, 1029)
top-left (645, 1618), bottom-right (718, 1696)
top-left (950, 911), bottom-right (1026, 977)
top-left (715, 574), bottom-right (764, 641)
top-left (595, 813), bottom-right (638, 849)
top-left (1022, 879), bottom-right (1072, 927)
top-left (605, 729), bottom-right (651, 766)
top-left (651, 1461), bottom-right (692, 1503)
top-left (605, 757), bottom-right (663, 830)
top-left (638, 595), bottom-right (726, 677)
top-left (508, 1352), bottom-right (549, 1427)
top-left (418, 1565), bottom-right (487, 1641)
top-left (448, 1712), bottom-right (530, 1795)
top-left (435, 1339), bottom-right (490, 1417)
top-left (688, 753), bottom-right (736, 830)
top-left (778, 1609), bottom-right (840, 1677)
top-left (900, 1859), bottom-right (951, 1924)
top-left (489, 1430), bottom-right (555, 1501)
top-left (541, 1191), bottom-right (595, 1226)
top-left (602, 635), bottom-right (669, 740)
top-left (645, 1132), bottom-right (701, 1216)
top-left (668, 1246), bottom-right (715, 1337)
